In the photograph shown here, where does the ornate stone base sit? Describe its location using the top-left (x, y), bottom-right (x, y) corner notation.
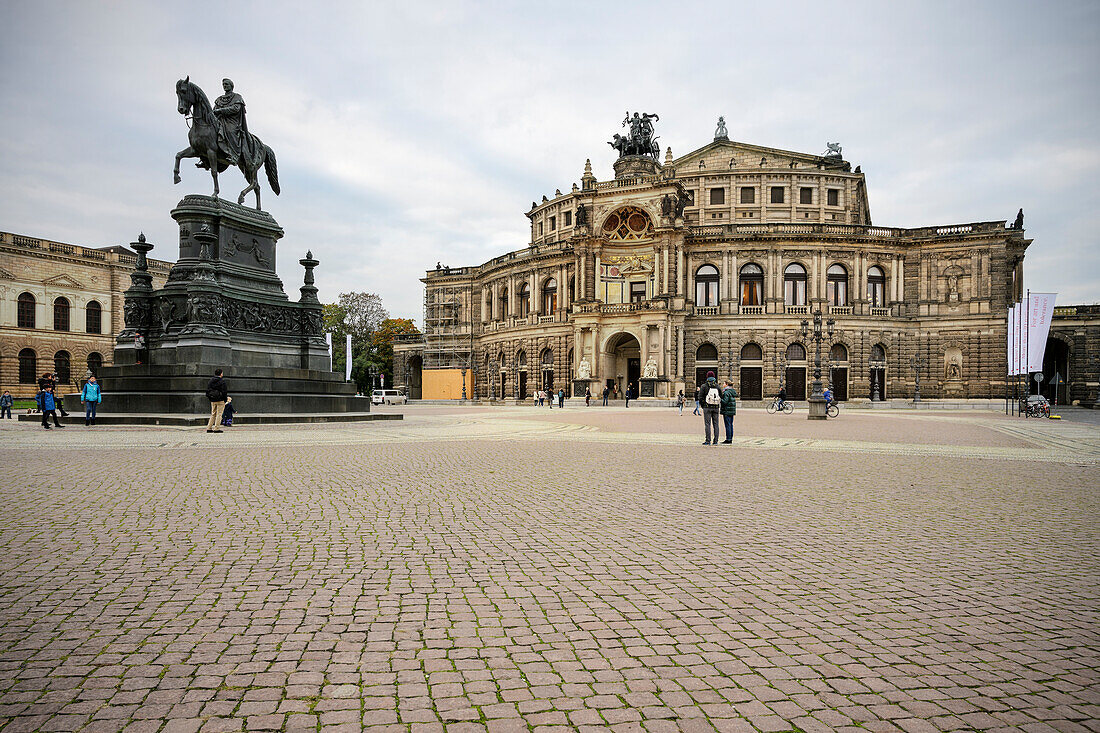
top-left (807, 396), bottom-right (827, 420)
top-left (613, 155), bottom-right (660, 179)
top-left (942, 379), bottom-right (966, 398)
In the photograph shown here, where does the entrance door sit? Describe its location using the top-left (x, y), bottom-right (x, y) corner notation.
top-left (869, 368), bottom-right (886, 399)
top-left (499, 372), bottom-right (506, 399)
top-left (627, 358), bottom-right (640, 396)
top-left (830, 367), bottom-right (848, 401)
top-left (695, 367), bottom-right (711, 393)
top-left (518, 371), bottom-right (528, 400)
top-left (543, 370), bottom-right (553, 393)
top-left (786, 367), bottom-right (806, 400)
top-left (739, 367), bottom-right (762, 400)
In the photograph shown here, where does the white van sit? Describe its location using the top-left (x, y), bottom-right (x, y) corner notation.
top-left (372, 389), bottom-right (407, 405)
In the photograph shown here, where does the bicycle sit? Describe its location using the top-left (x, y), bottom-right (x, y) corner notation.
top-left (1022, 398), bottom-right (1050, 419)
top-left (766, 397), bottom-right (794, 414)
top-left (825, 400), bottom-right (839, 418)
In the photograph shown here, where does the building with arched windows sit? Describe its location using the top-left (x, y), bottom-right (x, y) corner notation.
top-left (1, 231), bottom-right (171, 398)
top-left (395, 119), bottom-right (1037, 402)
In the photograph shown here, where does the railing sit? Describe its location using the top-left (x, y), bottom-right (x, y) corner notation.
top-left (694, 306), bottom-right (719, 316)
top-left (688, 220), bottom-right (1009, 241)
top-left (12, 235), bottom-right (41, 248)
top-left (49, 243), bottom-right (75, 254)
top-left (1053, 305), bottom-right (1100, 316)
top-left (785, 305), bottom-right (809, 315)
top-left (480, 240), bottom-right (574, 272)
top-left (594, 175), bottom-right (657, 191)
top-left (869, 307), bottom-right (891, 317)
top-left (2, 230), bottom-right (174, 269)
top-left (537, 315), bottom-right (555, 324)
top-left (829, 306), bottom-right (853, 315)
top-left (740, 305), bottom-right (764, 315)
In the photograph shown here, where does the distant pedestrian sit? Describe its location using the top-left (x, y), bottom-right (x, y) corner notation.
top-left (692, 385), bottom-right (701, 416)
top-left (557, 388), bottom-right (565, 408)
top-left (206, 368), bottom-right (228, 433)
top-left (585, 387), bottom-right (591, 407)
top-left (0, 391), bottom-right (12, 419)
top-left (548, 388), bottom-right (553, 409)
top-left (134, 331), bottom-right (147, 365)
top-left (37, 385), bottom-right (64, 429)
top-left (81, 375), bottom-right (102, 426)
top-left (720, 380), bottom-right (738, 444)
top-left (602, 386), bottom-right (609, 406)
top-left (698, 372), bottom-right (722, 445)
top-left (625, 383), bottom-right (631, 408)
top-left (221, 397), bottom-right (235, 427)
top-left (677, 390), bottom-right (685, 416)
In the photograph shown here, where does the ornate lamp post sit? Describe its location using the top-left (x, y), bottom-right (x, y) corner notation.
top-left (911, 350), bottom-right (925, 403)
top-left (800, 310), bottom-right (835, 420)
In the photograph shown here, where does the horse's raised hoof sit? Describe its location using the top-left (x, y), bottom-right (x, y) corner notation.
top-left (237, 195), bottom-right (246, 205)
top-left (173, 174), bottom-right (181, 184)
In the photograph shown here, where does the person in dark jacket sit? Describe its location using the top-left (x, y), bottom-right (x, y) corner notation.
top-left (698, 372), bottom-right (722, 445)
top-left (39, 372), bottom-right (70, 417)
top-left (692, 386), bottom-right (701, 415)
top-left (37, 386), bottom-right (64, 429)
top-left (206, 369), bottom-right (228, 433)
top-left (720, 380), bottom-right (738, 443)
top-left (221, 396), bottom-right (235, 427)
top-left (0, 391), bottom-right (12, 419)
top-left (557, 388), bottom-right (565, 409)
top-left (601, 386), bottom-right (609, 406)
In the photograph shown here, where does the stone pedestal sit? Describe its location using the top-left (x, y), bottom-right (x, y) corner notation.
top-left (942, 379), bottom-right (966, 398)
top-left (807, 396), bottom-right (827, 420)
top-left (87, 196), bottom-right (370, 418)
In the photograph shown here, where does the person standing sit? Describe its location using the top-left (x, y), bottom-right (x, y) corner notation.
top-left (39, 372), bottom-right (70, 418)
top-left (720, 380), bottom-right (738, 444)
top-left (0, 391), bottom-right (12, 419)
top-left (677, 390), bottom-right (685, 416)
top-left (698, 372), bottom-right (721, 445)
top-left (625, 383), bottom-right (631, 409)
top-left (81, 375), bottom-right (102, 426)
top-left (557, 388), bottom-right (565, 409)
top-left (692, 385), bottom-right (701, 416)
top-left (206, 369), bottom-right (228, 433)
top-left (37, 385), bottom-right (64, 429)
top-left (602, 385), bottom-right (609, 406)
top-left (585, 387), bottom-right (591, 407)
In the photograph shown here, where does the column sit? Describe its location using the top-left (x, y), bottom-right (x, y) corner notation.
top-left (653, 247), bottom-right (662, 295)
top-left (677, 326), bottom-right (684, 379)
top-left (594, 253), bottom-right (602, 302)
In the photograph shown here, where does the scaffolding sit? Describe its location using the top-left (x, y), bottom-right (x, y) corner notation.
top-left (423, 277), bottom-right (474, 371)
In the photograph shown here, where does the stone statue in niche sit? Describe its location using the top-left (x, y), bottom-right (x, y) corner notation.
top-left (577, 358), bottom-right (591, 380)
top-left (643, 359), bottom-right (658, 379)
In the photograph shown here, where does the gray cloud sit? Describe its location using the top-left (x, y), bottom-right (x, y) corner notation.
top-left (1, 0), bottom-right (1097, 320)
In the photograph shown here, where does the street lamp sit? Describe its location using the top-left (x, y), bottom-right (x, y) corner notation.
top-left (800, 310), bottom-right (835, 420)
top-left (911, 351), bottom-right (924, 403)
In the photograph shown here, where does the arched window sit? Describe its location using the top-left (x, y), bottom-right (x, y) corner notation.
top-left (829, 343), bottom-right (848, 361)
top-left (87, 352), bottom-right (104, 375)
top-left (695, 264), bottom-right (720, 306)
top-left (86, 300), bottom-right (102, 334)
top-left (784, 263), bottom-right (807, 306)
top-left (540, 348), bottom-right (553, 367)
top-left (786, 343), bottom-right (806, 361)
top-left (53, 297), bottom-right (70, 331)
top-left (826, 264), bottom-right (849, 306)
top-left (516, 350), bottom-right (527, 368)
top-left (739, 263), bottom-right (763, 306)
top-left (696, 343), bottom-right (719, 361)
top-left (871, 344), bottom-right (887, 362)
top-left (499, 288), bottom-right (509, 318)
top-left (518, 283), bottom-right (530, 317)
top-left (542, 278), bottom-right (558, 313)
top-left (18, 292), bottom-right (36, 328)
top-left (54, 350), bottom-right (71, 385)
top-left (867, 266), bottom-right (886, 307)
top-left (568, 276), bottom-right (575, 304)
top-left (740, 343), bottom-right (763, 360)
top-left (18, 349), bottom-right (37, 383)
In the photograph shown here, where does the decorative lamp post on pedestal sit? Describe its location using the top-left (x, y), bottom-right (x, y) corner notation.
top-left (800, 310), bottom-right (835, 420)
top-left (911, 351), bottom-right (924, 403)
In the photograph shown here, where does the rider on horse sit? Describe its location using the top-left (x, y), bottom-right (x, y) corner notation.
top-left (213, 79), bottom-right (258, 168)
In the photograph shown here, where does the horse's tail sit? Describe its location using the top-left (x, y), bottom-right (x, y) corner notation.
top-left (264, 145), bottom-right (281, 196)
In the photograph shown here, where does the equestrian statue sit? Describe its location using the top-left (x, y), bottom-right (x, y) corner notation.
top-left (608, 111), bottom-right (660, 160)
top-left (173, 77), bottom-right (280, 210)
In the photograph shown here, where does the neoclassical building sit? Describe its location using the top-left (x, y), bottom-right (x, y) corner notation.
top-left (394, 118), bottom-right (1032, 403)
top-left (1, 230), bottom-right (171, 398)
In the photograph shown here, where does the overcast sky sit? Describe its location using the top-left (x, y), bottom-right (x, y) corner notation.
top-left (1, 1), bottom-right (1097, 321)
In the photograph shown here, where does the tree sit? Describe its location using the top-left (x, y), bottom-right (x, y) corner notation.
top-left (322, 293), bottom-right (390, 381)
top-left (337, 292), bottom-right (387, 341)
top-left (372, 318), bottom-right (420, 386)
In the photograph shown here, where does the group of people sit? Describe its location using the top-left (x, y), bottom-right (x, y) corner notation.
top-left (535, 388), bottom-right (566, 408)
top-left (27, 371), bottom-right (104, 429)
top-left (691, 371), bottom-right (738, 445)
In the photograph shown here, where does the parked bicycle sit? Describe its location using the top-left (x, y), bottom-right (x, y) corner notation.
top-left (766, 397), bottom-right (795, 414)
top-left (1022, 395), bottom-right (1050, 418)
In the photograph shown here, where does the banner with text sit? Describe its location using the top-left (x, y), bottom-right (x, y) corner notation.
top-left (1026, 293), bottom-right (1057, 372)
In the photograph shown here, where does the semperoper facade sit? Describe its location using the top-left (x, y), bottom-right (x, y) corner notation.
top-left (395, 116), bottom-right (1031, 402)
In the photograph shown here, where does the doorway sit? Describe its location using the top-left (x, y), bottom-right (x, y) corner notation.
top-left (1038, 338), bottom-right (1070, 404)
top-left (518, 371), bottom-right (528, 400)
top-left (627, 358), bottom-right (640, 396)
top-left (830, 367), bottom-right (848, 401)
top-left (785, 367), bottom-right (806, 400)
top-left (603, 332), bottom-right (642, 398)
top-left (739, 367), bottom-right (762, 400)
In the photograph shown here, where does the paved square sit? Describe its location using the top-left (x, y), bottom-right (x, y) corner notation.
top-left (1, 406), bottom-right (1098, 732)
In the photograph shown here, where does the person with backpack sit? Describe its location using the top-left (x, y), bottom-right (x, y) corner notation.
top-left (720, 380), bottom-right (738, 443)
top-left (37, 385), bottom-right (64, 429)
top-left (677, 390), bottom-right (685, 416)
top-left (81, 375), bottom-right (102, 426)
top-left (698, 372), bottom-right (722, 445)
top-left (557, 388), bottom-right (565, 408)
top-left (206, 368), bottom-right (228, 433)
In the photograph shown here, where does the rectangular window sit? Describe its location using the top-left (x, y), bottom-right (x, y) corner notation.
top-left (564, 210), bottom-right (572, 226)
top-left (685, 190), bottom-right (695, 206)
top-left (771, 186), bottom-right (785, 204)
top-left (800, 187), bottom-right (813, 204)
top-left (740, 187), bottom-right (755, 204)
top-left (709, 188), bottom-right (725, 205)
top-left (784, 279), bottom-right (806, 306)
top-left (549, 216), bottom-right (556, 231)
top-left (828, 188), bottom-right (839, 206)
top-left (538, 222), bottom-right (543, 236)
top-left (630, 282), bottom-right (647, 303)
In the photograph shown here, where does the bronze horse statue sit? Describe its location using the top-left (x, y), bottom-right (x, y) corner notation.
top-left (173, 77), bottom-right (280, 209)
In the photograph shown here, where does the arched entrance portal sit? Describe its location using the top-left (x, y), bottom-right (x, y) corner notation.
top-left (406, 355), bottom-right (423, 400)
top-left (602, 332), bottom-right (641, 398)
top-left (1038, 338), bottom-right (1070, 405)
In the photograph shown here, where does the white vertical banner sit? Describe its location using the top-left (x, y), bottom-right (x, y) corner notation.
top-left (325, 333), bottom-right (333, 371)
top-left (1015, 300), bottom-right (1025, 376)
top-left (1007, 304), bottom-right (1019, 375)
top-left (1026, 293), bottom-right (1057, 372)
top-left (345, 334), bottom-right (352, 382)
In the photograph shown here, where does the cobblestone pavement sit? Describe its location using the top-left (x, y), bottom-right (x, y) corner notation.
top-left (1, 408), bottom-right (1098, 733)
